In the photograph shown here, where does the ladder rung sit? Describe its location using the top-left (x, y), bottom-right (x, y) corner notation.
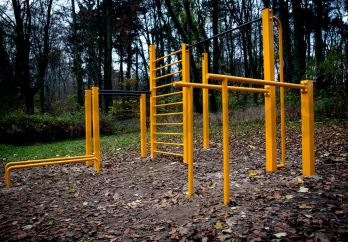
top-left (154, 141), bottom-right (184, 147)
top-left (155, 112), bottom-right (183, 117)
top-left (155, 122), bottom-right (183, 126)
top-left (155, 132), bottom-right (183, 136)
top-left (154, 49), bottom-right (181, 62)
top-left (155, 101), bottom-right (183, 107)
top-left (154, 60), bottom-right (182, 71)
top-left (154, 83), bottom-right (173, 89)
top-left (155, 150), bottom-right (184, 157)
top-left (153, 91), bottom-right (183, 99)
top-left (154, 71), bottom-right (182, 80)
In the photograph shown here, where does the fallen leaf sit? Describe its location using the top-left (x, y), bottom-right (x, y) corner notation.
top-left (298, 186), bottom-right (309, 193)
top-left (274, 232), bottom-right (287, 238)
top-left (248, 170), bottom-right (260, 177)
top-left (215, 221), bottom-right (223, 229)
top-left (299, 204), bottom-right (313, 209)
top-left (285, 195), bottom-right (294, 200)
top-left (67, 188), bottom-right (76, 194)
top-left (23, 225), bottom-right (33, 230)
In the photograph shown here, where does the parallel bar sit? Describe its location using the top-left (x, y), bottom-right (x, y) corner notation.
top-left (154, 83), bottom-right (173, 89)
top-left (208, 73), bottom-right (305, 89)
top-left (5, 157), bottom-right (98, 187)
top-left (155, 132), bottom-right (183, 136)
top-left (5, 155), bottom-right (96, 170)
top-left (154, 141), bottom-right (184, 146)
top-left (153, 91), bottom-right (183, 99)
top-left (85, 90), bottom-right (92, 166)
top-left (155, 150), bottom-right (184, 157)
top-left (154, 101), bottom-right (183, 107)
top-left (274, 16), bottom-right (286, 167)
top-left (154, 49), bottom-right (181, 62)
top-left (154, 60), bottom-right (182, 71)
top-left (154, 112), bottom-right (183, 117)
top-left (154, 70), bottom-right (182, 80)
top-left (155, 122), bottom-right (183, 126)
top-left (173, 82), bottom-right (268, 93)
top-left (188, 18), bottom-right (262, 49)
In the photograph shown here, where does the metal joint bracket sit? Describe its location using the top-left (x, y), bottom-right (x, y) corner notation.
top-left (264, 86), bottom-right (271, 97)
top-left (300, 81), bottom-right (308, 93)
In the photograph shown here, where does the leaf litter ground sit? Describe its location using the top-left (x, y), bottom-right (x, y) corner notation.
top-left (0, 121), bottom-right (347, 241)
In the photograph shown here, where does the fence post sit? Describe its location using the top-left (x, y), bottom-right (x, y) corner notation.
top-left (140, 93), bottom-right (147, 158)
top-left (262, 8), bottom-right (277, 172)
top-left (85, 90), bottom-right (92, 166)
top-left (202, 53), bottom-right (209, 149)
top-left (149, 45), bottom-right (156, 159)
top-left (92, 87), bottom-right (101, 172)
top-left (301, 80), bottom-right (315, 176)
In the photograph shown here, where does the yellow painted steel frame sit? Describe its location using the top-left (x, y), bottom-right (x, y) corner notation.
top-left (149, 45), bottom-right (157, 159)
top-left (222, 78), bottom-right (230, 205)
top-left (301, 80), bottom-right (315, 176)
top-left (202, 53), bottom-right (209, 149)
top-left (274, 16), bottom-right (286, 168)
top-left (5, 89), bottom-right (101, 187)
top-left (262, 8), bottom-right (277, 172)
top-left (140, 94), bottom-right (147, 157)
top-left (182, 44), bottom-right (188, 165)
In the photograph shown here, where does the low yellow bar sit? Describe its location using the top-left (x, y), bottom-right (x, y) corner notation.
top-left (154, 71), bottom-right (182, 80)
top-left (154, 49), bottom-right (181, 62)
top-left (207, 73), bottom-right (306, 89)
top-left (153, 91), bottom-right (183, 99)
top-left (155, 112), bottom-right (183, 117)
top-left (154, 101), bottom-right (183, 107)
top-left (5, 155), bottom-right (96, 171)
top-left (154, 60), bottom-right (182, 71)
top-left (155, 132), bottom-right (183, 136)
top-left (155, 150), bottom-right (184, 157)
top-left (5, 156), bottom-right (98, 187)
top-left (173, 82), bottom-right (268, 93)
top-left (154, 83), bottom-right (174, 89)
top-left (140, 94), bottom-right (147, 158)
top-left (156, 122), bottom-right (183, 126)
top-left (154, 141), bottom-right (184, 146)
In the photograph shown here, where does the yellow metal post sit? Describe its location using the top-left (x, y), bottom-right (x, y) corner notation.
top-left (187, 49), bottom-right (194, 197)
top-left (202, 53), bottom-right (209, 149)
top-left (92, 87), bottom-right (101, 172)
top-left (149, 45), bottom-right (156, 159)
top-left (274, 17), bottom-right (286, 168)
top-left (85, 90), bottom-right (92, 166)
top-left (222, 78), bottom-right (230, 205)
top-left (262, 8), bottom-right (277, 172)
top-left (140, 93), bottom-right (147, 157)
top-left (182, 43), bottom-right (188, 164)
top-left (300, 80), bottom-right (315, 176)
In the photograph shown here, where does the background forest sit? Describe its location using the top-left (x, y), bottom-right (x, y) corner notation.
top-left (0, 0), bottom-right (347, 143)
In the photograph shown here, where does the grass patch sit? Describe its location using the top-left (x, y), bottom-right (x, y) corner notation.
top-left (0, 132), bottom-right (140, 164)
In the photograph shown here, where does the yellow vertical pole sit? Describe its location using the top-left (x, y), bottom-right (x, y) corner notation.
top-left (140, 93), bottom-right (147, 158)
top-left (187, 47), bottom-right (194, 197)
top-left (222, 78), bottom-right (230, 205)
top-left (202, 53), bottom-right (209, 149)
top-left (182, 43), bottom-right (188, 164)
top-left (300, 80), bottom-right (315, 176)
top-left (92, 86), bottom-right (101, 172)
top-left (85, 90), bottom-right (92, 166)
top-left (275, 17), bottom-right (286, 167)
top-left (262, 8), bottom-right (277, 172)
top-left (149, 45), bottom-right (156, 159)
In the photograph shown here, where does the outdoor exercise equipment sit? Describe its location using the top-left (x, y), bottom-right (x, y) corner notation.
top-left (5, 87), bottom-right (149, 187)
top-left (151, 8), bottom-right (315, 204)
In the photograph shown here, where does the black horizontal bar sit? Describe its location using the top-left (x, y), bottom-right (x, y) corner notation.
top-left (99, 90), bottom-right (151, 94)
top-left (188, 18), bottom-right (262, 49)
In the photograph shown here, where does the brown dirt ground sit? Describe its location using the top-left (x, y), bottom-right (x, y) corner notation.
top-left (0, 121), bottom-right (347, 241)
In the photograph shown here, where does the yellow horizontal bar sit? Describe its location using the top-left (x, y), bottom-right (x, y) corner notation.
top-left (154, 83), bottom-right (174, 89)
top-left (155, 150), bottom-right (184, 157)
top-left (208, 73), bottom-right (306, 89)
top-left (155, 101), bottom-right (183, 107)
top-left (153, 91), bottom-right (183, 99)
top-left (154, 60), bottom-right (182, 71)
top-left (155, 132), bottom-right (183, 136)
top-left (155, 112), bottom-right (183, 117)
top-left (154, 49), bottom-right (182, 62)
top-left (155, 122), bottom-right (183, 126)
top-left (5, 155), bottom-right (95, 170)
top-left (155, 141), bottom-right (184, 146)
top-left (173, 82), bottom-right (268, 93)
top-left (154, 70), bottom-right (182, 80)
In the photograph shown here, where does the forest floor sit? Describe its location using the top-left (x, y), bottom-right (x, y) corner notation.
top-left (0, 120), bottom-right (347, 241)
